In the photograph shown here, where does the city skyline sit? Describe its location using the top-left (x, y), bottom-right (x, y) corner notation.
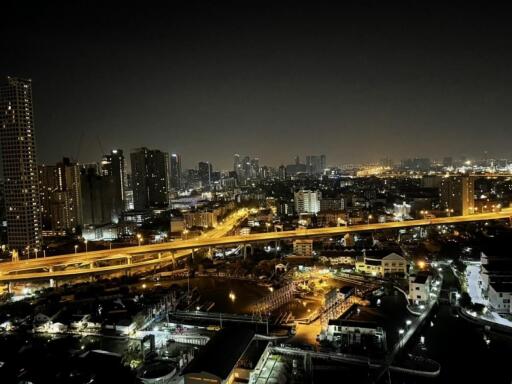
top-left (2, 2), bottom-right (512, 169)
top-left (4, 3), bottom-right (512, 382)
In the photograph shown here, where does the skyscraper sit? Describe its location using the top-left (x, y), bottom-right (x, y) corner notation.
top-left (101, 149), bottom-right (126, 221)
top-left (233, 154), bottom-right (240, 174)
top-left (80, 166), bottom-right (113, 225)
top-left (131, 148), bottom-right (170, 210)
top-left (306, 154), bottom-right (327, 174)
top-left (439, 176), bottom-right (474, 216)
top-left (170, 153), bottom-right (182, 190)
top-left (198, 161), bottom-right (213, 188)
top-left (39, 158), bottom-right (82, 231)
top-left (0, 76), bottom-right (42, 253)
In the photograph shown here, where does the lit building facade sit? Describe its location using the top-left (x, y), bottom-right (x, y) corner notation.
top-left (0, 76), bottom-right (42, 253)
top-left (439, 175), bottom-right (474, 215)
top-left (294, 190), bottom-right (321, 214)
top-left (39, 158), bottom-right (82, 231)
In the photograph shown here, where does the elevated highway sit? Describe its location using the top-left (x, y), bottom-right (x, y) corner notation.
top-left (1, 209), bottom-right (510, 283)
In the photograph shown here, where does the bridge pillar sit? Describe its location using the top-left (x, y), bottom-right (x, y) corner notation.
top-left (171, 251), bottom-right (176, 268)
top-left (191, 249), bottom-right (195, 262)
top-left (243, 244), bottom-right (247, 259)
top-left (49, 279), bottom-right (56, 288)
top-left (207, 247), bottom-right (213, 259)
top-left (7, 282), bottom-right (12, 294)
top-left (127, 256), bottom-right (132, 265)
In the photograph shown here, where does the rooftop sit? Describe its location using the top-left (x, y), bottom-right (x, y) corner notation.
top-left (182, 326), bottom-right (255, 380)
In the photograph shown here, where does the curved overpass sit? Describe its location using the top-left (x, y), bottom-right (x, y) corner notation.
top-left (1, 209), bottom-right (510, 282)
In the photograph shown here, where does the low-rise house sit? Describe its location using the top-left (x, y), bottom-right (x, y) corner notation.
top-left (409, 272), bottom-right (432, 304)
top-left (488, 282), bottom-right (512, 314)
top-left (293, 239), bottom-right (313, 257)
top-left (355, 250), bottom-right (407, 277)
top-left (323, 319), bottom-right (386, 347)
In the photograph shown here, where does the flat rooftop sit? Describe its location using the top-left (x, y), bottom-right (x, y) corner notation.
top-left (182, 326), bottom-right (255, 380)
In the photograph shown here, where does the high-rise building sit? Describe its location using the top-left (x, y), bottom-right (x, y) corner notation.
top-left (306, 155), bottom-right (326, 174)
top-left (294, 190), bottom-right (321, 214)
top-left (80, 167), bottom-right (113, 225)
top-left (101, 149), bottom-right (125, 222)
top-left (39, 158), bottom-right (82, 231)
top-left (278, 165), bottom-right (286, 180)
top-left (170, 153), bottom-right (182, 190)
top-left (439, 176), bottom-right (474, 216)
top-left (0, 76), bottom-right (42, 253)
top-left (233, 154), bottom-right (240, 174)
top-left (250, 158), bottom-right (260, 178)
top-left (401, 158), bottom-right (431, 171)
top-left (131, 148), bottom-right (170, 210)
top-left (442, 157), bottom-right (453, 168)
top-left (198, 161), bottom-right (213, 188)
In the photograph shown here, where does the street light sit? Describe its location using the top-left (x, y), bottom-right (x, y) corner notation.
top-left (137, 234), bottom-right (143, 247)
top-left (406, 319), bottom-right (412, 327)
top-left (34, 248), bottom-right (38, 259)
top-left (84, 239), bottom-right (88, 253)
top-left (367, 214), bottom-right (373, 224)
top-left (74, 245), bottom-right (78, 254)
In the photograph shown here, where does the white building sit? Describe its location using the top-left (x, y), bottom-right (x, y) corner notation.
top-left (323, 319), bottom-right (386, 347)
top-left (488, 282), bottom-right (512, 314)
top-left (294, 190), bottom-right (321, 214)
top-left (408, 272), bottom-right (432, 304)
top-left (393, 202), bottom-right (411, 220)
top-left (355, 251), bottom-right (408, 277)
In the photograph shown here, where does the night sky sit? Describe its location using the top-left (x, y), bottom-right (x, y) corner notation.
top-left (2, 1), bottom-right (512, 169)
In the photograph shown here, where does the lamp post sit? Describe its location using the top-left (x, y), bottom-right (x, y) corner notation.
top-left (398, 328), bottom-right (405, 349)
top-left (85, 239), bottom-right (88, 253)
top-left (367, 214), bottom-right (373, 225)
top-left (137, 234), bottom-right (143, 247)
top-left (74, 245), bottom-right (78, 254)
top-left (34, 248), bottom-right (39, 259)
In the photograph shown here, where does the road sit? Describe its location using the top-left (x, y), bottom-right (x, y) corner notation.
top-left (0, 209), bottom-right (510, 282)
top-left (0, 209), bottom-right (248, 282)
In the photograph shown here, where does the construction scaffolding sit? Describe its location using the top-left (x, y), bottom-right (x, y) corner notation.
top-left (252, 282), bottom-right (295, 315)
top-left (320, 296), bottom-right (364, 330)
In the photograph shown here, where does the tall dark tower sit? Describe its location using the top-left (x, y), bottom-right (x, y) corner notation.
top-left (101, 149), bottom-right (126, 222)
top-left (0, 76), bottom-right (42, 255)
top-left (170, 153), bottom-right (182, 190)
top-left (131, 148), bottom-right (170, 210)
